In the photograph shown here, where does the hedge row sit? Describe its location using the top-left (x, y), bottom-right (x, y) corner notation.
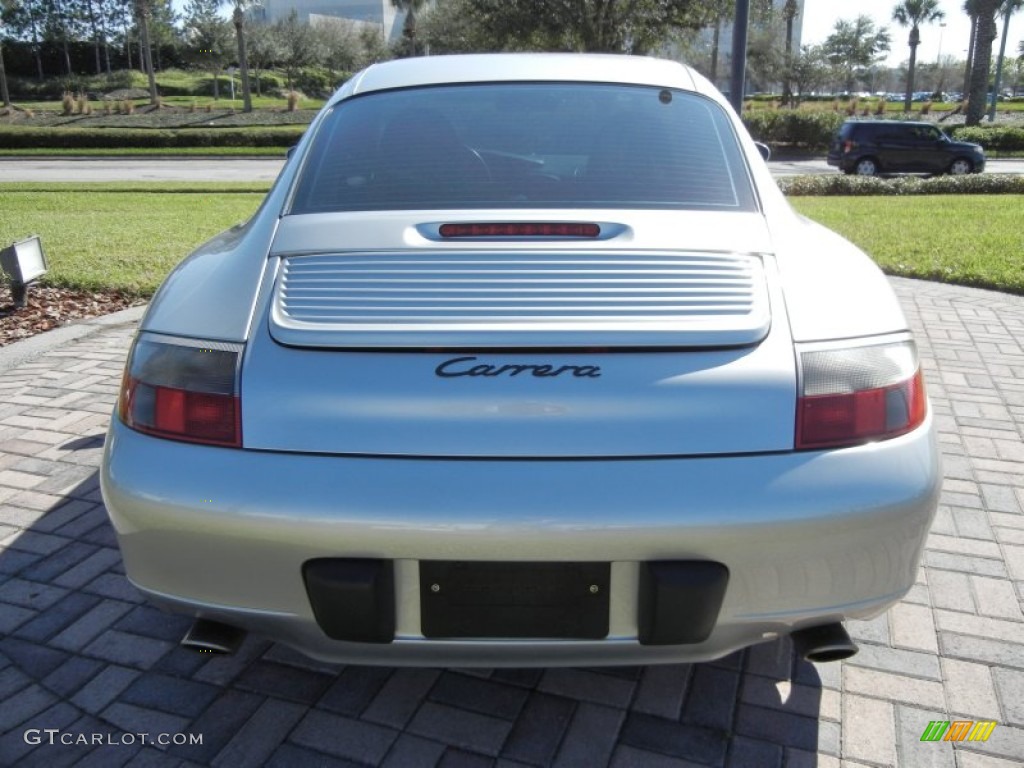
top-left (947, 125), bottom-right (1024, 152)
top-left (743, 111), bottom-right (1024, 152)
top-left (3, 67), bottom-right (346, 100)
top-left (0, 126), bottom-right (306, 149)
top-left (742, 111), bottom-right (843, 149)
top-left (779, 173), bottom-right (1024, 196)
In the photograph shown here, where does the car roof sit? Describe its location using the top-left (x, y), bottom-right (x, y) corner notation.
top-left (336, 53), bottom-right (701, 101)
top-left (844, 119), bottom-right (934, 127)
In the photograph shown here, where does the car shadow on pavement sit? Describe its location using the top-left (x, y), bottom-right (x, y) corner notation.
top-left (1, 472), bottom-right (828, 766)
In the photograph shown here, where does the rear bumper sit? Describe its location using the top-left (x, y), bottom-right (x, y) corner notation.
top-left (101, 416), bottom-right (941, 666)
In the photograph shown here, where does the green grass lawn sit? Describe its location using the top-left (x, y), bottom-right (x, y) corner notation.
top-left (790, 195), bottom-right (1024, 295)
top-left (0, 183), bottom-right (268, 294)
top-left (1, 183), bottom-right (1020, 297)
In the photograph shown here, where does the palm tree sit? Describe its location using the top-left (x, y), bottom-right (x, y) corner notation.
top-left (893, 0), bottom-right (945, 111)
top-left (963, 0), bottom-right (982, 96)
top-left (988, 0), bottom-right (1024, 118)
top-left (965, 0), bottom-right (1001, 124)
top-left (392, 0), bottom-right (429, 55)
top-left (224, 0), bottom-right (258, 113)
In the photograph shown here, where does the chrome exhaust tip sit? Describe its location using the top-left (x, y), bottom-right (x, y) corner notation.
top-left (791, 622), bottom-right (858, 663)
top-left (181, 618), bottom-right (246, 655)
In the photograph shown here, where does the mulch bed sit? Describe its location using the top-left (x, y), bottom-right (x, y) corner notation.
top-left (0, 285), bottom-right (145, 347)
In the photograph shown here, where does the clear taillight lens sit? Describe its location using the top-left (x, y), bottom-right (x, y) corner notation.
top-left (796, 339), bottom-right (927, 450)
top-left (119, 333), bottom-right (243, 447)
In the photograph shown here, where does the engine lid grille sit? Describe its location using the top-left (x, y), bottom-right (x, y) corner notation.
top-left (269, 251), bottom-right (770, 348)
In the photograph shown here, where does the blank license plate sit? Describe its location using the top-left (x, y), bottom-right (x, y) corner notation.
top-left (420, 561), bottom-right (610, 639)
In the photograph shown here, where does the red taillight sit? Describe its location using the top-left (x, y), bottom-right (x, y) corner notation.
top-left (439, 222), bottom-right (601, 238)
top-left (119, 334), bottom-right (242, 447)
top-left (796, 340), bottom-right (927, 450)
top-left (843, 140), bottom-right (856, 153)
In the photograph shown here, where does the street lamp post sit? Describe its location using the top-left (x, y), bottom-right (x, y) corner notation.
top-left (988, 7), bottom-right (1013, 121)
top-left (936, 22), bottom-right (946, 93)
top-left (729, 0), bottom-right (750, 113)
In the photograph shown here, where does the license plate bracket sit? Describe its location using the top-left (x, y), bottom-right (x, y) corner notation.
top-left (420, 561), bottom-right (610, 639)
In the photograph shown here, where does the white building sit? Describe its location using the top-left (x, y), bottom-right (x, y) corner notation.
top-left (256, 0), bottom-right (404, 43)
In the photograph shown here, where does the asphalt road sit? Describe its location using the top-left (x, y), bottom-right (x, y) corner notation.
top-left (1, 156), bottom-right (1023, 182)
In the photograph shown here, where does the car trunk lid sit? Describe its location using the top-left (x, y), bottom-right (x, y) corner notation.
top-left (267, 211), bottom-right (773, 350)
top-left (242, 211), bottom-right (795, 457)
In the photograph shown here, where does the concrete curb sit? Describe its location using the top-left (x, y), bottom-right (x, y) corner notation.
top-left (0, 303), bottom-right (146, 374)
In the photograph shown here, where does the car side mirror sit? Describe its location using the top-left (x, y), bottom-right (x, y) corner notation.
top-left (754, 142), bottom-right (771, 161)
top-left (286, 145), bottom-right (297, 159)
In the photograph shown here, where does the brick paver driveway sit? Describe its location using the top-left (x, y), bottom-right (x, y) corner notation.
top-left (1, 277), bottom-right (1022, 767)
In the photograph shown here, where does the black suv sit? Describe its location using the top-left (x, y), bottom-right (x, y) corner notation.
top-left (827, 120), bottom-right (985, 176)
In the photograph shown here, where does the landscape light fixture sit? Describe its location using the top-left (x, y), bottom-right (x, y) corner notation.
top-left (0, 235), bottom-right (48, 308)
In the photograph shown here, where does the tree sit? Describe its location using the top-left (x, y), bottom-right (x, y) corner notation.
top-left (4, 0), bottom-right (45, 79)
top-left (461, 0), bottom-right (718, 56)
top-left (787, 44), bottom-right (829, 103)
top-left (81, 0), bottom-right (105, 73)
top-left (273, 9), bottom-right (321, 90)
top-left (988, 0), bottom-right (1023, 117)
top-left (47, 0), bottom-right (76, 76)
top-left (965, 0), bottom-right (1000, 124)
top-left (183, 0), bottom-right (229, 98)
top-left (245, 20), bottom-right (280, 97)
top-left (893, 1), bottom-right (945, 111)
top-left (745, 11), bottom-right (784, 92)
top-left (0, 0), bottom-right (13, 106)
top-left (391, 0), bottom-right (428, 56)
top-left (134, 0), bottom-right (159, 103)
top-left (223, 0), bottom-right (257, 112)
top-left (146, 0), bottom-right (179, 71)
top-left (356, 23), bottom-right (389, 67)
top-left (312, 15), bottom-right (358, 76)
top-left (415, 0), bottom-right (488, 54)
top-left (823, 16), bottom-right (892, 93)
top-left (703, 0), bottom-right (733, 87)
top-left (963, 0), bottom-right (982, 95)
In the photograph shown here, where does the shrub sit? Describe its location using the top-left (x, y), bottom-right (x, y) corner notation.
top-left (286, 91), bottom-right (301, 112)
top-left (121, 100), bottom-right (135, 115)
top-left (0, 125), bottom-right (307, 150)
top-left (948, 125), bottom-right (1024, 152)
top-left (294, 67), bottom-right (333, 97)
top-left (779, 173), bottom-right (1024, 196)
top-left (62, 91), bottom-right (75, 115)
top-left (742, 111), bottom-right (844, 149)
top-left (255, 73), bottom-right (284, 93)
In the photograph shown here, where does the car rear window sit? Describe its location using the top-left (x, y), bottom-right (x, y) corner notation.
top-left (289, 83), bottom-right (757, 214)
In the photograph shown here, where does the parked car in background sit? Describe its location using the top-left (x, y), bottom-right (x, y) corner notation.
top-left (102, 53), bottom-right (941, 667)
top-left (828, 119), bottom-right (985, 176)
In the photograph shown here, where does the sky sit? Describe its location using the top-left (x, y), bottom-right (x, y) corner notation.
top-left (801, 0), bottom-right (1024, 67)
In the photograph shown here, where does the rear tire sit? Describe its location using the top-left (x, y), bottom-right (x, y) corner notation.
top-left (949, 158), bottom-right (973, 175)
top-left (854, 158), bottom-right (878, 176)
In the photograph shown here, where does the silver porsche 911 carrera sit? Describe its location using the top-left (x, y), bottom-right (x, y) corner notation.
top-left (101, 53), bottom-right (941, 666)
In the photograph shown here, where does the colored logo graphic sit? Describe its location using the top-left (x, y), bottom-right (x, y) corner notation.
top-left (920, 721), bottom-right (997, 742)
